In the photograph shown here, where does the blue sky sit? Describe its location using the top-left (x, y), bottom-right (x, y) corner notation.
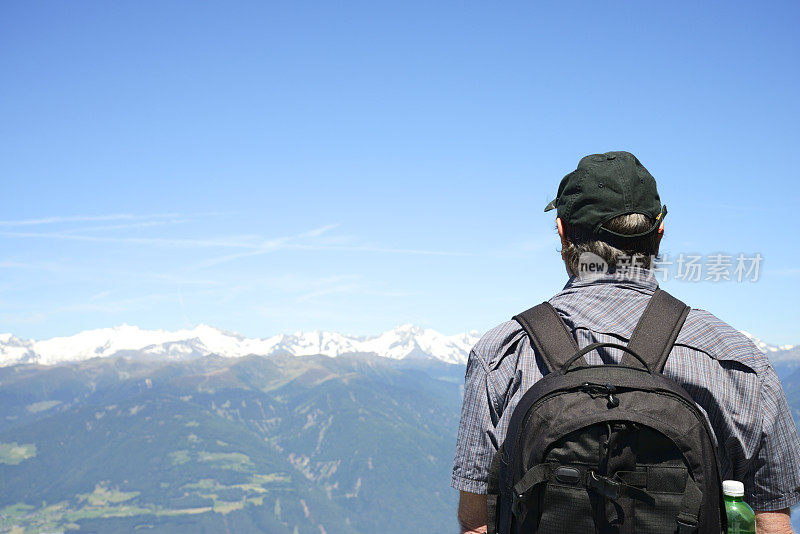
top-left (2, 1), bottom-right (799, 344)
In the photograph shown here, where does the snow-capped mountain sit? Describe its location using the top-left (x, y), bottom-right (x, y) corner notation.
top-left (0, 324), bottom-right (482, 367)
top-left (741, 331), bottom-right (796, 353)
top-left (741, 332), bottom-right (800, 362)
top-left (1, 326), bottom-right (796, 369)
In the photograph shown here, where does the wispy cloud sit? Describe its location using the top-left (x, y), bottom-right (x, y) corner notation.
top-left (284, 244), bottom-right (470, 256)
top-left (60, 219), bottom-right (193, 234)
top-left (0, 213), bottom-right (184, 227)
top-left (0, 260), bottom-right (64, 271)
top-left (295, 282), bottom-right (365, 302)
top-left (0, 230), bottom-right (262, 249)
top-left (286, 273), bottom-right (414, 303)
top-left (101, 269), bottom-right (223, 287)
top-left (1, 214), bottom-right (467, 261)
top-left (189, 224), bottom-right (341, 269)
top-left (299, 223), bottom-right (340, 238)
top-left (0, 211), bottom-right (259, 249)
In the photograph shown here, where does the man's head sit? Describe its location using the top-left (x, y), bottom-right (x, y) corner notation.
top-left (545, 151), bottom-right (666, 277)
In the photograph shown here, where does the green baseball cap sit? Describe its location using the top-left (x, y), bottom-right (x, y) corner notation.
top-left (544, 151), bottom-right (666, 240)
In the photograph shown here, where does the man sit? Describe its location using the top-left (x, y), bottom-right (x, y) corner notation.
top-left (452, 151), bottom-right (800, 534)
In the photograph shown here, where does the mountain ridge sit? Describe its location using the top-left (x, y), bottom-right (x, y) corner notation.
top-left (0, 324), bottom-right (482, 367)
top-left (1, 324), bottom-right (796, 368)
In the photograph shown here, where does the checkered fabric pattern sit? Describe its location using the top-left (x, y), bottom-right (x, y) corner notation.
top-left (451, 267), bottom-right (800, 511)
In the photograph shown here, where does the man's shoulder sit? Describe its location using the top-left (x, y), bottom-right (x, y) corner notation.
top-left (471, 320), bottom-right (526, 368)
top-left (678, 307), bottom-right (770, 373)
top-left (469, 298), bottom-right (770, 374)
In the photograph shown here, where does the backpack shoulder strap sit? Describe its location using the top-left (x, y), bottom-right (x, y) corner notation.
top-left (625, 288), bottom-right (691, 373)
top-left (513, 302), bottom-right (579, 374)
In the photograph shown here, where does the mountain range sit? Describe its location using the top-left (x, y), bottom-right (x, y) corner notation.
top-left (1, 325), bottom-right (797, 368)
top-left (0, 325), bottom-right (481, 367)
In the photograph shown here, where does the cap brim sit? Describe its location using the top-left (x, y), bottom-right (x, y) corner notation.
top-left (543, 198), bottom-right (557, 212)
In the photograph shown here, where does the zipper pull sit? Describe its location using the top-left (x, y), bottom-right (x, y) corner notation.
top-left (581, 383), bottom-right (620, 406)
top-left (605, 383), bottom-right (619, 408)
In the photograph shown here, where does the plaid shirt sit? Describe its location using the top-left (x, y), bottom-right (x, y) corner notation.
top-left (451, 267), bottom-right (800, 511)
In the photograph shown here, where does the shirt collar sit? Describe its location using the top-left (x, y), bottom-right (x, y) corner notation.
top-left (562, 266), bottom-right (659, 293)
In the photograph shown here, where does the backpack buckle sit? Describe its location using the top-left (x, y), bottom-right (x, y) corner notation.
top-left (588, 471), bottom-right (622, 500)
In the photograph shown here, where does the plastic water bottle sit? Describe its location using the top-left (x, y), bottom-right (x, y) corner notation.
top-left (723, 480), bottom-right (755, 534)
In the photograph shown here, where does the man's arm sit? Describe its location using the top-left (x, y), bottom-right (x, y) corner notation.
top-left (742, 360), bottom-right (800, 529)
top-left (458, 491), bottom-right (487, 534)
top-left (755, 509), bottom-right (794, 534)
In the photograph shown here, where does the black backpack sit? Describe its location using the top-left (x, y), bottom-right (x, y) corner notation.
top-left (486, 289), bottom-right (726, 534)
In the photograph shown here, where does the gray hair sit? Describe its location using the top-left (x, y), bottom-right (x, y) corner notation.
top-left (561, 213), bottom-right (660, 277)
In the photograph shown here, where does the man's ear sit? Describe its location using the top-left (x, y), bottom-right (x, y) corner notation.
top-left (556, 217), bottom-right (569, 249)
top-left (654, 220), bottom-right (665, 257)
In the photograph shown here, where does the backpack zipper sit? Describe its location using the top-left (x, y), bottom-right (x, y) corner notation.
top-left (581, 382), bottom-right (619, 408)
